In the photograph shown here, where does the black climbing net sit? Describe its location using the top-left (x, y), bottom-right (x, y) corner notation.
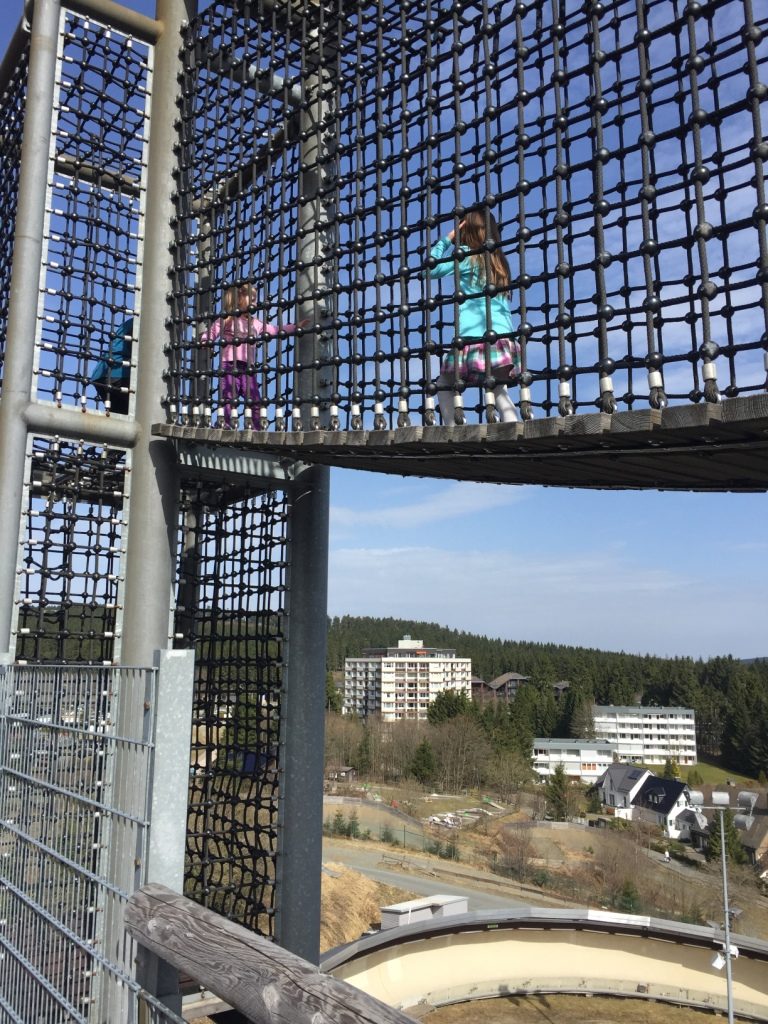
top-left (35, 12), bottom-right (151, 414)
top-left (172, 0), bottom-right (768, 427)
top-left (16, 438), bottom-right (125, 664)
top-left (0, 30), bottom-right (29, 393)
top-left (176, 484), bottom-right (289, 936)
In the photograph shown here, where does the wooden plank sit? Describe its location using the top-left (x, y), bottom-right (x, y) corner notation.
top-left (126, 884), bottom-right (416, 1024)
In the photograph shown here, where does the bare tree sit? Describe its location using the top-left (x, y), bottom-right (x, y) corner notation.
top-left (435, 716), bottom-right (491, 792)
top-left (496, 824), bottom-right (534, 881)
top-left (324, 713), bottom-right (363, 771)
top-left (487, 749), bottom-right (533, 805)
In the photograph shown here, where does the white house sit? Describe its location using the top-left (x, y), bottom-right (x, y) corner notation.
top-left (594, 765), bottom-right (705, 839)
top-left (531, 739), bottom-right (615, 784)
top-left (594, 763), bottom-right (651, 819)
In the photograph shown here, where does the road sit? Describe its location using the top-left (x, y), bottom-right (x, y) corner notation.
top-left (323, 838), bottom-right (560, 913)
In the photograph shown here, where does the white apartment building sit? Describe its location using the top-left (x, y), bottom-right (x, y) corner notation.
top-left (592, 705), bottom-right (697, 766)
top-left (532, 739), bottom-right (615, 783)
top-left (343, 635), bottom-right (472, 721)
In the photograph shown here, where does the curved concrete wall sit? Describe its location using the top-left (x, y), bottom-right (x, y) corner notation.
top-left (323, 911), bottom-right (768, 1020)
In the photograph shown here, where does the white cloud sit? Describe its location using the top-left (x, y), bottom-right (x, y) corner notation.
top-left (328, 542), bottom-right (766, 659)
top-left (331, 480), bottom-right (531, 532)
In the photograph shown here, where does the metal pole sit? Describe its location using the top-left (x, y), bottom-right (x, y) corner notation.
top-left (120, 0), bottom-right (197, 665)
top-left (276, 464), bottom-right (330, 963)
top-left (0, 0), bottom-right (60, 655)
top-left (720, 807), bottom-right (735, 1024)
top-left (275, 20), bottom-right (336, 964)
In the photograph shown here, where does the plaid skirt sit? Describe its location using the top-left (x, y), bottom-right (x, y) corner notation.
top-left (440, 337), bottom-right (521, 385)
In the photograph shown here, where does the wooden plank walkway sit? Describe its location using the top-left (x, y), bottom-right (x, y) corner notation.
top-left (154, 394), bottom-right (768, 492)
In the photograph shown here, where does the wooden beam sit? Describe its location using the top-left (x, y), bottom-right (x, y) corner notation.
top-left (126, 884), bottom-right (416, 1024)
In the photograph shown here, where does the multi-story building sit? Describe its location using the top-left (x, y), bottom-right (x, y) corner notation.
top-left (592, 705), bottom-right (697, 766)
top-left (343, 635), bottom-right (472, 721)
top-left (532, 738), bottom-right (615, 783)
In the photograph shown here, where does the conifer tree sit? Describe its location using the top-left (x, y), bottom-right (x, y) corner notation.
top-left (546, 763), bottom-right (570, 821)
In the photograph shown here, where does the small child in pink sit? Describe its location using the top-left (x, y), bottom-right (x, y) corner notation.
top-left (200, 283), bottom-right (306, 429)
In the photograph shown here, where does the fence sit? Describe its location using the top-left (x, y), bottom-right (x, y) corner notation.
top-left (0, 658), bottom-right (193, 1023)
top-left (168, 0), bottom-right (768, 430)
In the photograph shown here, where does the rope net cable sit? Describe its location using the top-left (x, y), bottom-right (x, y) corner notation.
top-left (176, 485), bottom-right (289, 937)
top-left (15, 437), bottom-right (126, 665)
top-left (34, 11), bottom-right (151, 415)
top-left (172, 0), bottom-right (768, 429)
top-left (0, 30), bottom-right (29, 395)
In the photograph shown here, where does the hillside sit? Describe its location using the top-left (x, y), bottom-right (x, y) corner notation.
top-left (327, 616), bottom-right (768, 779)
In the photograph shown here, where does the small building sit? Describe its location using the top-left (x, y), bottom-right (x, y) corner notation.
top-left (325, 765), bottom-right (357, 782)
top-left (532, 738), bottom-right (615, 783)
top-left (593, 764), bottom-right (651, 818)
top-left (633, 777), bottom-right (691, 839)
top-left (380, 895), bottom-right (468, 930)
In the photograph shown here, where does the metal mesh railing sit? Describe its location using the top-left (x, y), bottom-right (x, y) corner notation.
top-left (35, 9), bottom-right (152, 415)
top-left (170, 0), bottom-right (768, 429)
top-left (0, 27), bottom-right (29, 396)
top-left (0, 663), bottom-right (184, 1024)
top-left (177, 486), bottom-right (289, 937)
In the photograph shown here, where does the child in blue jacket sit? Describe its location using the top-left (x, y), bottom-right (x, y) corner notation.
top-left (428, 209), bottom-right (520, 424)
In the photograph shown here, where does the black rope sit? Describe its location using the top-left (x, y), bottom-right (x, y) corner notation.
top-left (170, 0), bottom-right (768, 429)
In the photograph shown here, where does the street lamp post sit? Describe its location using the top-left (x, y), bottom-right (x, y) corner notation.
top-left (689, 789), bottom-right (757, 1024)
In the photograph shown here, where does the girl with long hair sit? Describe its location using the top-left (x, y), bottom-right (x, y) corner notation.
top-left (428, 208), bottom-right (520, 424)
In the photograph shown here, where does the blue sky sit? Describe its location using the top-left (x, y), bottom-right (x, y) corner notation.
top-left (3, 1), bottom-right (766, 660)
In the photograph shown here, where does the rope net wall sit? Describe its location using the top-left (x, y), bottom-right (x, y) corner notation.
top-left (0, 31), bottom-right (29, 395)
top-left (15, 438), bottom-right (126, 664)
top-left (172, 0), bottom-right (768, 429)
top-left (36, 11), bottom-right (151, 415)
top-left (176, 485), bottom-right (289, 936)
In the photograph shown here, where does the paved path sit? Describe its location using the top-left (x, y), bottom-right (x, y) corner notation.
top-left (323, 839), bottom-right (567, 913)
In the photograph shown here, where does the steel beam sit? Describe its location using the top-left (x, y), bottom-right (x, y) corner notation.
top-left (0, 0), bottom-right (60, 655)
top-left (275, 36), bottom-right (336, 961)
top-left (120, 0), bottom-right (197, 666)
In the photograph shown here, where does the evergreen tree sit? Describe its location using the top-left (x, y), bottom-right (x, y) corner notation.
top-left (662, 758), bottom-right (680, 780)
top-left (427, 688), bottom-right (472, 724)
top-left (617, 880), bottom-right (641, 913)
top-left (354, 727), bottom-right (372, 774)
top-left (707, 809), bottom-right (747, 865)
top-left (326, 672), bottom-right (344, 713)
top-left (545, 763), bottom-right (570, 821)
top-left (409, 739), bottom-right (437, 785)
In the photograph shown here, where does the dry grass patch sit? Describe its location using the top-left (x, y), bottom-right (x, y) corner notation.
top-left (321, 861), bottom-right (418, 952)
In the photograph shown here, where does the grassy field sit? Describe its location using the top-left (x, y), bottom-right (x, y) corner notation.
top-left (687, 760), bottom-right (757, 786)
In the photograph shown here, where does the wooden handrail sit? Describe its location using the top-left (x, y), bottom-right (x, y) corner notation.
top-left (125, 884), bottom-right (416, 1024)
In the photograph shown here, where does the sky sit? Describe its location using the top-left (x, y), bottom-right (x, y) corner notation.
top-left (3, 1), bottom-right (766, 661)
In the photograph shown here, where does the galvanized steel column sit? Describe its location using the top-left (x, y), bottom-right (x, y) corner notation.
top-left (0, 0), bottom-right (60, 654)
top-left (120, 0), bottom-right (197, 665)
top-left (276, 35), bottom-right (335, 961)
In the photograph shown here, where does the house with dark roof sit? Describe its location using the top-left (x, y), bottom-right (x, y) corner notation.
top-left (633, 777), bottom-right (693, 839)
top-left (472, 672), bottom-right (530, 703)
top-left (593, 765), bottom-right (703, 839)
top-left (594, 764), bottom-right (651, 819)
